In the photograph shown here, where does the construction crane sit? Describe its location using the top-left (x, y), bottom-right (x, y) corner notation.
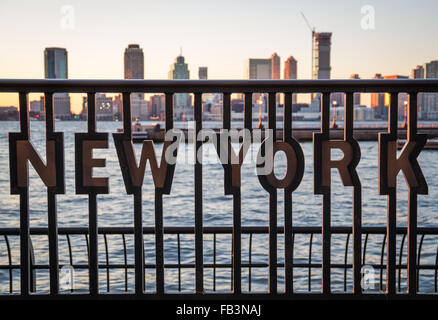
top-left (301, 12), bottom-right (316, 79)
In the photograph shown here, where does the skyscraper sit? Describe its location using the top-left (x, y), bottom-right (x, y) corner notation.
top-left (247, 59), bottom-right (271, 79)
top-left (422, 61), bottom-right (438, 119)
top-left (124, 44), bottom-right (144, 79)
top-left (271, 53), bottom-right (280, 79)
top-left (383, 75), bottom-right (408, 119)
top-left (312, 33), bottom-right (332, 80)
top-left (284, 56), bottom-right (297, 104)
top-left (169, 55), bottom-right (190, 107)
top-left (44, 47), bottom-right (68, 79)
top-left (198, 67), bottom-right (208, 80)
top-left (124, 44), bottom-right (146, 119)
top-left (350, 74), bottom-right (361, 106)
top-left (370, 73), bottom-right (385, 118)
top-left (44, 47), bottom-right (71, 118)
top-left (412, 65), bottom-right (425, 119)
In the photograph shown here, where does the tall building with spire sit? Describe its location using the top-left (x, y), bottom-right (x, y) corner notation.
top-left (44, 47), bottom-right (71, 118)
top-left (169, 54), bottom-right (190, 107)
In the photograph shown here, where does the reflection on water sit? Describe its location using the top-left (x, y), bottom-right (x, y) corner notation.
top-left (0, 121), bottom-right (437, 294)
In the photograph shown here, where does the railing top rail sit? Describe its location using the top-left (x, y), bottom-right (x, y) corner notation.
top-left (0, 79), bottom-right (438, 93)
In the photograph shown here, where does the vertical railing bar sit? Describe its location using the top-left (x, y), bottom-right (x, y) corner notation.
top-left (344, 233), bottom-right (350, 292)
top-left (268, 92), bottom-right (277, 295)
top-left (380, 233), bottom-right (387, 291)
top-left (399, 234), bottom-right (406, 292)
top-left (194, 92), bottom-right (204, 294)
top-left (29, 237), bottom-right (36, 293)
top-left (363, 233), bottom-right (369, 265)
top-left (44, 92), bottom-right (59, 295)
top-left (103, 234), bottom-right (110, 292)
top-left (230, 233), bottom-right (233, 291)
top-left (417, 234), bottom-right (425, 292)
top-left (85, 234), bottom-right (89, 259)
top-left (434, 243), bottom-right (438, 292)
top-left (223, 92), bottom-right (241, 294)
top-left (122, 91), bottom-right (144, 296)
top-left (65, 234), bottom-right (73, 292)
top-left (213, 233), bottom-right (216, 292)
top-left (386, 92), bottom-right (398, 296)
top-left (407, 92), bottom-right (418, 295)
top-left (18, 92), bottom-right (30, 296)
top-left (283, 92), bottom-right (293, 295)
top-left (177, 233), bottom-right (181, 292)
top-left (4, 235), bottom-right (13, 293)
top-left (244, 93), bottom-right (252, 131)
top-left (154, 92), bottom-right (173, 295)
top-left (308, 233), bottom-right (313, 292)
top-left (122, 234), bottom-right (128, 292)
top-left (155, 191), bottom-right (164, 295)
top-left (321, 92), bottom-right (331, 294)
top-left (122, 92), bottom-right (132, 137)
top-left (134, 191), bottom-right (144, 295)
top-left (223, 93), bottom-right (231, 130)
top-left (248, 233), bottom-right (252, 292)
top-left (346, 92), bottom-right (362, 295)
top-left (87, 92), bottom-right (99, 296)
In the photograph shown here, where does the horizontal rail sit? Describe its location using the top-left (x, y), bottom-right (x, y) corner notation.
top-left (0, 226), bottom-right (438, 235)
top-left (0, 79), bottom-right (438, 93)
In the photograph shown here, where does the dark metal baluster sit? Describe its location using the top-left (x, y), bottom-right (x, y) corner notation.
top-left (177, 233), bottom-right (181, 292)
top-left (154, 93), bottom-right (174, 295)
top-left (308, 233), bottom-right (313, 291)
top-left (4, 235), bottom-right (12, 293)
top-left (44, 92), bottom-right (60, 295)
top-left (268, 92), bottom-right (277, 294)
top-left (321, 93), bottom-right (331, 294)
top-left (122, 234), bottom-right (128, 292)
top-left (386, 92), bottom-right (398, 296)
top-left (407, 92), bottom-right (418, 295)
top-left (283, 92), bottom-right (293, 294)
top-left (122, 92), bottom-right (144, 296)
top-left (87, 92), bottom-right (99, 296)
top-left (399, 234), bottom-right (406, 292)
top-left (380, 234), bottom-right (387, 291)
top-left (244, 93), bottom-right (252, 131)
top-left (194, 93), bottom-right (204, 294)
top-left (223, 92), bottom-right (242, 294)
top-left (104, 234), bottom-right (110, 292)
top-left (248, 233), bottom-right (252, 292)
top-left (344, 233), bottom-right (350, 292)
top-left (417, 234), bottom-right (425, 292)
top-left (18, 92), bottom-right (30, 296)
top-left (213, 233), bottom-right (216, 292)
top-left (345, 92), bottom-right (362, 294)
top-left (66, 234), bottom-right (73, 292)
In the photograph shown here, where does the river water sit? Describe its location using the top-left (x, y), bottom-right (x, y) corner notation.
top-left (0, 120), bottom-right (437, 294)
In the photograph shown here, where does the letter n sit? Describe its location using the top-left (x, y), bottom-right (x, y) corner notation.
top-left (9, 132), bottom-right (64, 194)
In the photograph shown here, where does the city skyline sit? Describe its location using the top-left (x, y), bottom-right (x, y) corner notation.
top-left (1, 0), bottom-right (438, 113)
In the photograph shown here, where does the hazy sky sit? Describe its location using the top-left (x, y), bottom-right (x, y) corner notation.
top-left (0, 0), bottom-right (437, 112)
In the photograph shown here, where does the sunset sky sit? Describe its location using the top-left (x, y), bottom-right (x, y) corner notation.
top-left (0, 0), bottom-right (437, 113)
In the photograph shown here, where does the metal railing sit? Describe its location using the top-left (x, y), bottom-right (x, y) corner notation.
top-left (1, 79), bottom-right (438, 299)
